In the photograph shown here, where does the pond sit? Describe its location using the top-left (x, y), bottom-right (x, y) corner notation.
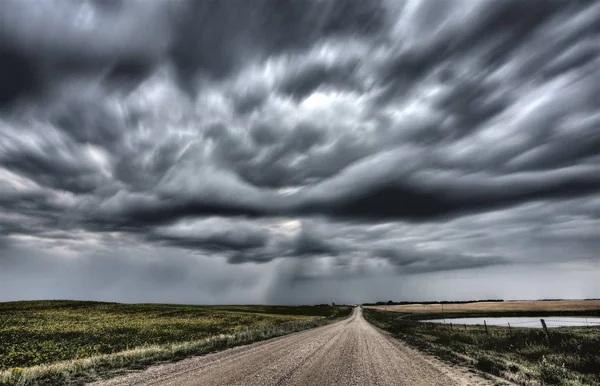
top-left (420, 316), bottom-right (600, 328)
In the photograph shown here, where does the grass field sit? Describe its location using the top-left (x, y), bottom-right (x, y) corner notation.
top-left (366, 300), bottom-right (600, 314)
top-left (364, 307), bottom-right (600, 386)
top-left (0, 301), bottom-right (351, 385)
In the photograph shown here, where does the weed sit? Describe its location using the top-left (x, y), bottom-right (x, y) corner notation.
top-left (538, 356), bottom-right (570, 385)
top-left (476, 355), bottom-right (505, 376)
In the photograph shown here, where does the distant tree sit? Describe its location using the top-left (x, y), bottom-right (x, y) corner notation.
top-left (332, 302), bottom-right (336, 307)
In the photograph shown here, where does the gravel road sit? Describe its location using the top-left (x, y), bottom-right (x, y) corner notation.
top-left (92, 307), bottom-right (495, 386)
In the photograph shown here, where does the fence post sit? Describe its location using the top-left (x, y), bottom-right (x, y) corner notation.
top-left (450, 323), bottom-right (453, 331)
top-left (484, 320), bottom-right (488, 335)
top-left (540, 319), bottom-right (551, 347)
top-left (464, 324), bottom-right (467, 332)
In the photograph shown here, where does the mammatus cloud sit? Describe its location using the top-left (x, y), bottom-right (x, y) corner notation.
top-left (1, 0), bottom-right (599, 302)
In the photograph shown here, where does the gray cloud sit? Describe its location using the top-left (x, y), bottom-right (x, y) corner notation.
top-left (1, 0), bottom-right (600, 302)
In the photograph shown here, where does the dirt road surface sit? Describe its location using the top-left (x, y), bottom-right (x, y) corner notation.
top-left (92, 308), bottom-right (495, 386)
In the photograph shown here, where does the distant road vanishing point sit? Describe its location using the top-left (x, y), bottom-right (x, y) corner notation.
top-left (93, 308), bottom-right (495, 386)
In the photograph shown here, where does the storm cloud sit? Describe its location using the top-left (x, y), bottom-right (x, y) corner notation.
top-left (1, 0), bottom-right (599, 303)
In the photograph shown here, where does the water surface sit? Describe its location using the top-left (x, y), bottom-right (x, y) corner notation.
top-left (421, 317), bottom-right (600, 328)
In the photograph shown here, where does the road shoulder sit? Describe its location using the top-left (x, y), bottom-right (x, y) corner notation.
top-left (368, 320), bottom-right (515, 386)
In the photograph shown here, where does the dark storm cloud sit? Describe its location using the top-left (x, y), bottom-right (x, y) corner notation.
top-left (379, 249), bottom-right (508, 274)
top-left (1, 0), bottom-right (600, 301)
top-left (292, 226), bottom-right (340, 256)
top-left (144, 207), bottom-right (597, 273)
top-left (50, 97), bottom-right (124, 147)
top-left (168, 0), bottom-right (386, 84)
top-left (149, 218), bottom-right (271, 253)
top-left (83, 157), bottom-right (600, 226)
top-left (147, 219), bottom-right (341, 265)
top-left (304, 167), bottom-right (600, 220)
top-left (0, 123), bottom-right (111, 193)
top-left (279, 60), bottom-right (363, 99)
top-left (0, 48), bottom-right (42, 107)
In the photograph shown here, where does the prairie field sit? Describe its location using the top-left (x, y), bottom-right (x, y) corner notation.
top-left (366, 300), bottom-right (600, 314)
top-left (0, 300), bottom-right (350, 384)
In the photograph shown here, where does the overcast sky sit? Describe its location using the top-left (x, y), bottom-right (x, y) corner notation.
top-left (1, 0), bottom-right (599, 305)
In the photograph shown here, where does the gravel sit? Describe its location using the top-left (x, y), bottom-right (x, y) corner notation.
top-left (91, 308), bottom-right (497, 386)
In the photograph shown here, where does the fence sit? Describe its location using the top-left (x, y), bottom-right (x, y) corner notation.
top-left (433, 317), bottom-right (600, 348)
top-left (439, 318), bottom-right (600, 330)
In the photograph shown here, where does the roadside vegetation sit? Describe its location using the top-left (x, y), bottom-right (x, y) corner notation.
top-left (0, 300), bottom-right (351, 385)
top-left (364, 308), bottom-right (600, 386)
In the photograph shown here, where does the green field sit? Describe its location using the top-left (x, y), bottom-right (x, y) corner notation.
top-left (0, 301), bottom-right (350, 385)
top-left (364, 308), bottom-right (600, 386)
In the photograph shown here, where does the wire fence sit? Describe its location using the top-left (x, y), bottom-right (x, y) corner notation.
top-left (416, 317), bottom-right (600, 337)
top-left (375, 311), bottom-right (600, 350)
top-left (433, 318), bottom-right (600, 328)
top-left (505, 320), bottom-right (539, 325)
top-left (544, 319), bottom-right (600, 325)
